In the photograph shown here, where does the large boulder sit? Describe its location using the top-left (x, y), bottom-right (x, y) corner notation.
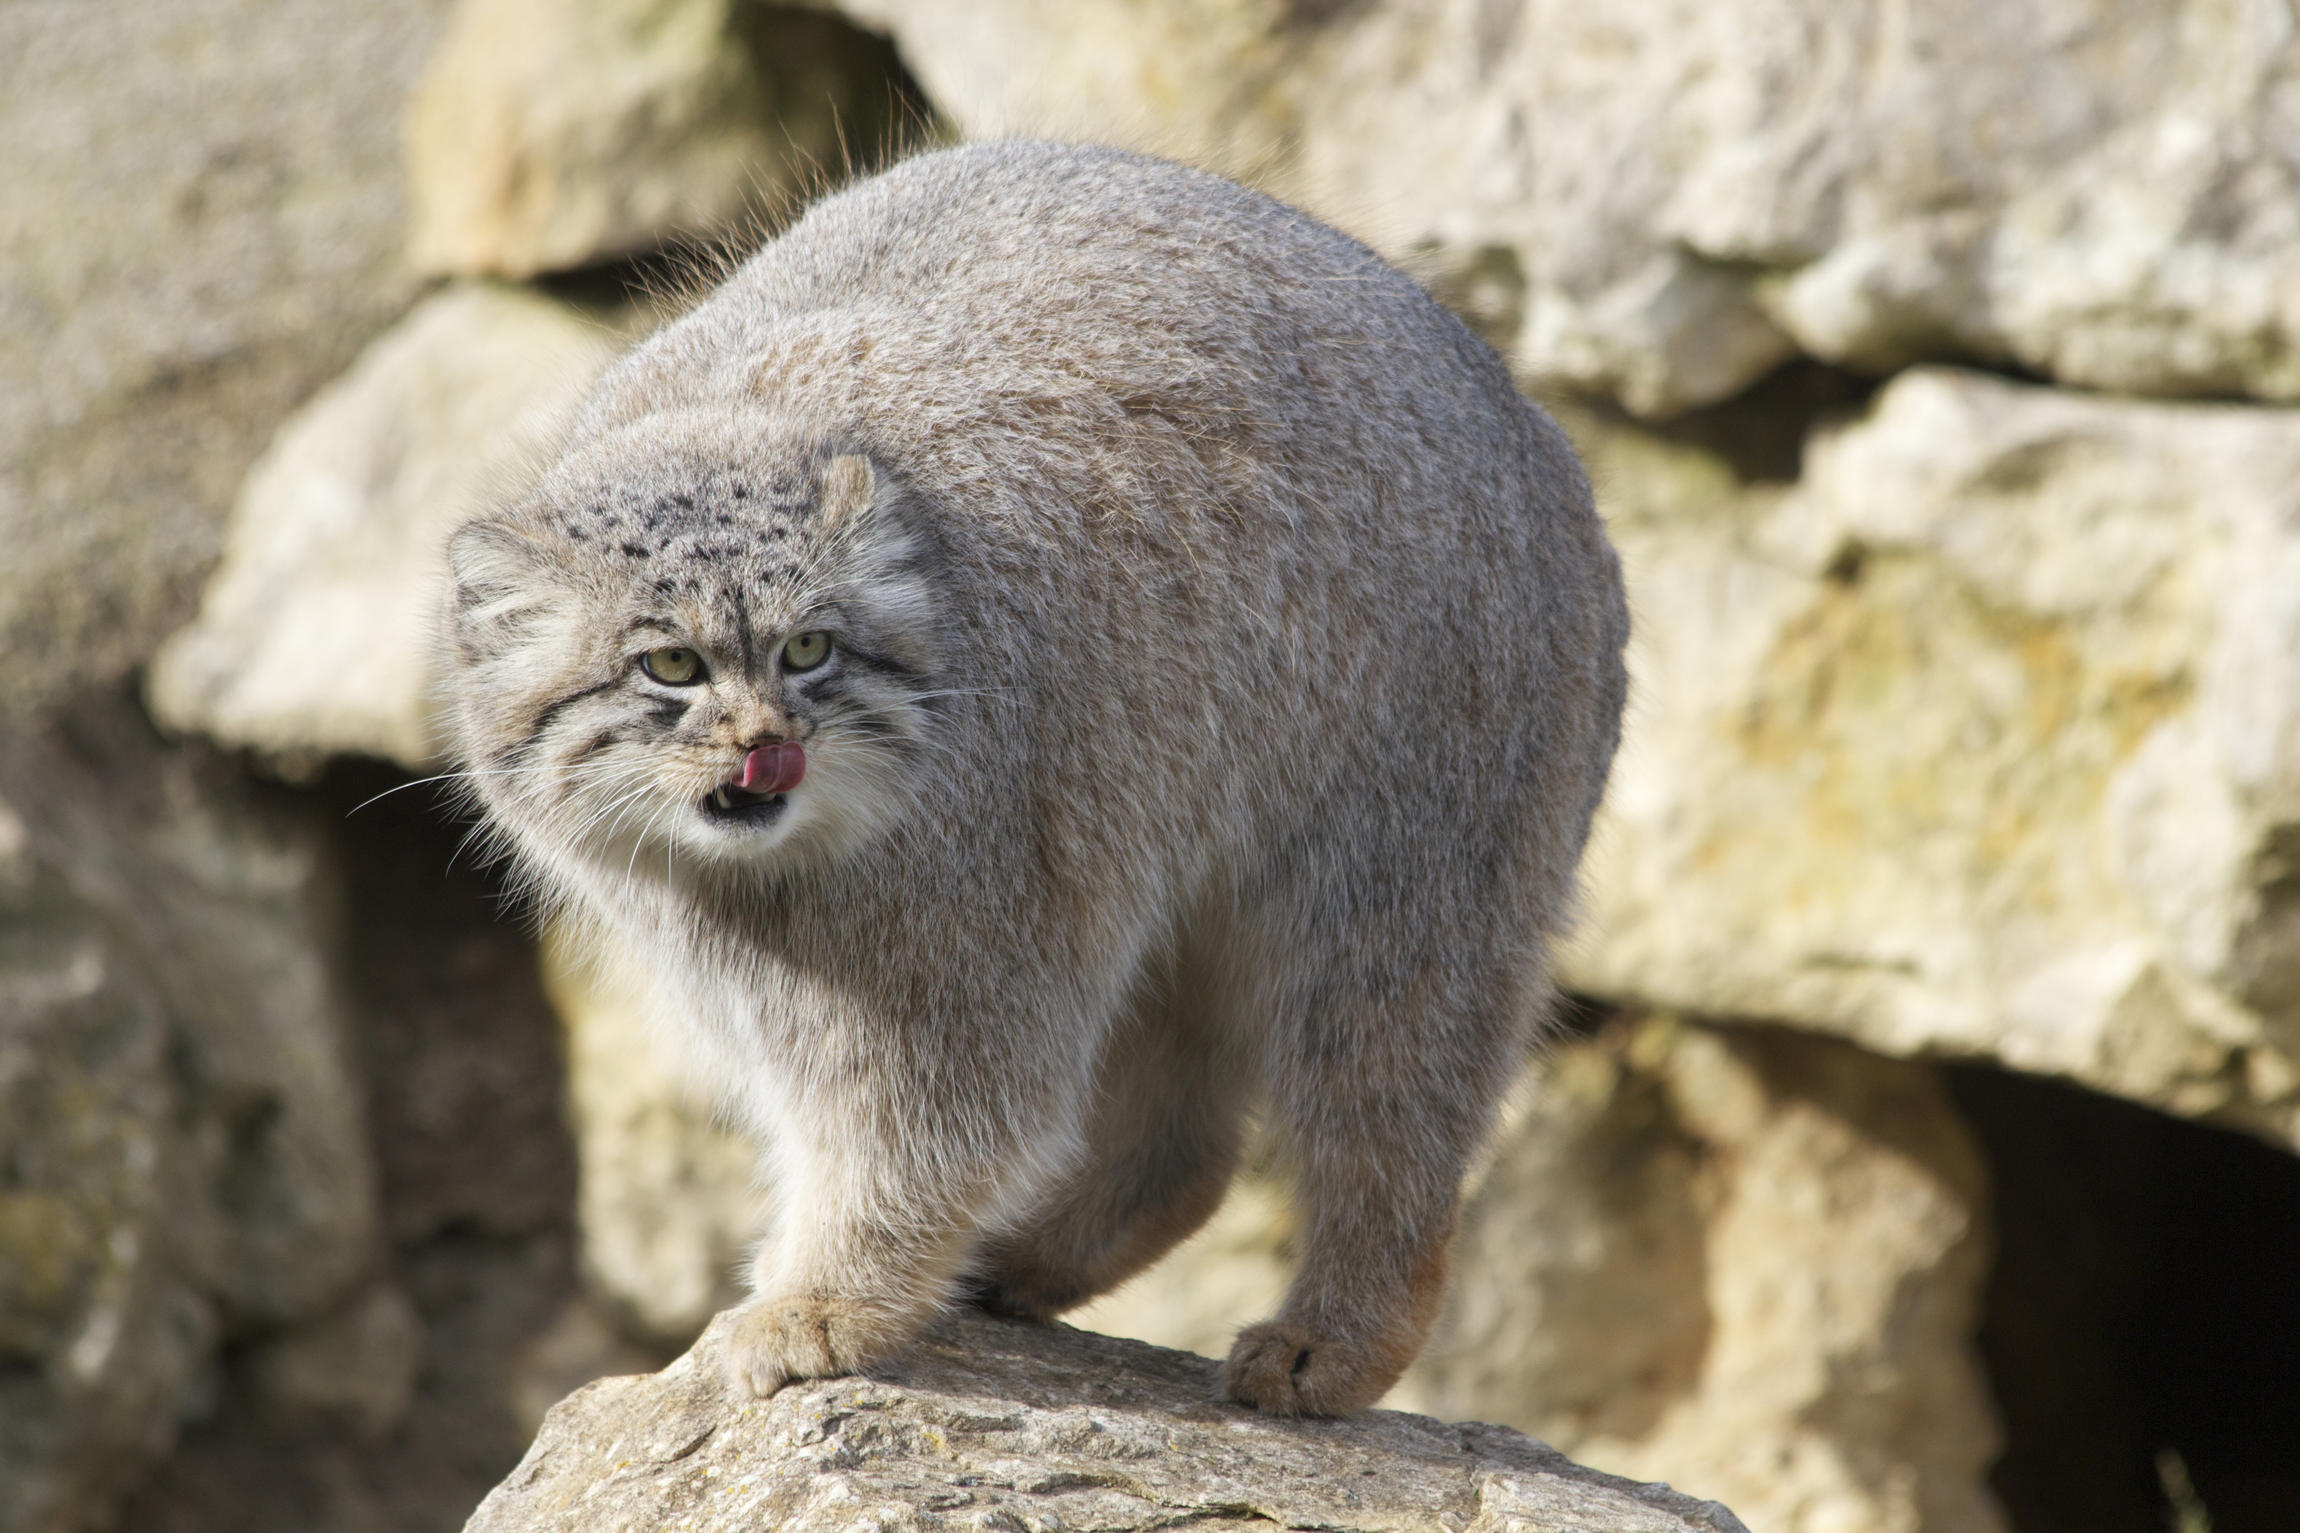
top-left (827, 0), bottom-right (2300, 415)
top-left (148, 283), bottom-right (634, 770)
top-left (407, 0), bottom-right (917, 278)
top-left (1571, 368), bottom-right (2300, 1147)
top-left (464, 1308), bottom-right (1750, 1533)
top-left (0, 0), bottom-right (446, 719)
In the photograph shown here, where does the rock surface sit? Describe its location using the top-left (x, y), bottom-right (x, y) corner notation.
top-left (1058, 1017), bottom-right (2006, 1533)
top-left (148, 284), bottom-right (633, 769)
top-left (407, 0), bottom-right (915, 278)
top-left (107, 766), bottom-right (604, 1533)
top-left (1409, 1019), bottom-right (2004, 1533)
top-left (0, 710), bottom-right (387, 1532)
top-left (0, 0), bottom-right (445, 719)
top-left (1569, 368), bottom-right (2300, 1147)
top-left (465, 1308), bottom-right (1751, 1533)
top-left (829, 0), bottom-right (2300, 414)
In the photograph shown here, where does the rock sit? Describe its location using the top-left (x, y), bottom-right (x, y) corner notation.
top-left (1408, 1018), bottom-right (2006, 1533)
top-left (0, 790), bottom-right (215, 1533)
top-left (505, 1295), bottom-right (676, 1439)
top-left (1075, 1017), bottom-right (2003, 1533)
top-left (148, 283), bottom-right (633, 770)
top-left (828, 0), bottom-right (2300, 414)
top-left (539, 925), bottom-right (758, 1345)
top-left (1567, 368), bottom-right (2300, 1147)
top-left (464, 1308), bottom-right (1751, 1533)
top-left (0, 0), bottom-right (446, 719)
top-left (241, 1282), bottom-right (425, 1442)
top-left (0, 709), bottom-right (381, 1531)
top-left (407, 0), bottom-right (915, 278)
top-left (117, 767), bottom-right (600, 1533)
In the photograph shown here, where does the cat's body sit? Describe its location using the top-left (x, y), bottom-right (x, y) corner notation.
top-left (443, 141), bottom-right (1628, 1416)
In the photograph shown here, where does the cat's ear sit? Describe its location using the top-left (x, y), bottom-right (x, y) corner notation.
top-left (818, 453), bottom-right (879, 534)
top-left (446, 518), bottom-right (560, 655)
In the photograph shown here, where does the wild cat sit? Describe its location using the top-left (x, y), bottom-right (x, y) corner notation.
top-left (442, 140), bottom-right (1628, 1415)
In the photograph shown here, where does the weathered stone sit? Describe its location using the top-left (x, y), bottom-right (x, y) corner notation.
top-left (241, 1282), bottom-right (425, 1442)
top-left (828, 0), bottom-right (2300, 414)
top-left (407, 0), bottom-right (914, 278)
top-left (0, 711), bottom-right (380, 1531)
top-left (539, 926), bottom-right (757, 1345)
top-left (0, 0), bottom-right (446, 719)
top-left (464, 1308), bottom-right (1751, 1533)
top-left (118, 771), bottom-right (597, 1533)
top-left (148, 283), bottom-right (633, 769)
top-left (1567, 369), bottom-right (2300, 1146)
top-left (1408, 1019), bottom-right (2005, 1533)
top-left (1075, 1018), bottom-right (2003, 1533)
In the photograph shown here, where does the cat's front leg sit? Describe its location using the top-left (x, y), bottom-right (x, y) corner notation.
top-left (722, 1194), bottom-right (964, 1395)
top-left (720, 1061), bottom-right (1081, 1396)
top-left (722, 1281), bottom-right (938, 1396)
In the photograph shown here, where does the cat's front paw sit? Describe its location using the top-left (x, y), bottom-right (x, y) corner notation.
top-left (722, 1293), bottom-right (918, 1398)
top-left (1220, 1319), bottom-right (1396, 1417)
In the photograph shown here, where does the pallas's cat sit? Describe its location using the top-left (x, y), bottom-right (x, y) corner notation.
top-left (442, 141), bottom-right (1628, 1415)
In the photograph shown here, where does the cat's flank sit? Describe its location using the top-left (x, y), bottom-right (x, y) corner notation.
top-left (443, 141), bottom-right (1628, 1416)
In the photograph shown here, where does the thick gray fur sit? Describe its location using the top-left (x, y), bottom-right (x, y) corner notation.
top-left (441, 140), bottom-right (1629, 1415)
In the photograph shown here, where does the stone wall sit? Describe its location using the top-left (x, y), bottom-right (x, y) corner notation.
top-left (6, 2), bottom-right (2299, 1530)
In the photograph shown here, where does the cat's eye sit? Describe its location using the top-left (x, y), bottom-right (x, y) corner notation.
top-left (781, 631), bottom-right (832, 671)
top-left (639, 647), bottom-right (705, 685)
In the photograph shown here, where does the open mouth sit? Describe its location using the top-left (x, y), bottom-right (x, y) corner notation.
top-left (700, 782), bottom-right (789, 827)
top-left (700, 741), bottom-right (805, 830)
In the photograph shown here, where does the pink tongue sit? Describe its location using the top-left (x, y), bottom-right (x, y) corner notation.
top-left (736, 742), bottom-right (806, 796)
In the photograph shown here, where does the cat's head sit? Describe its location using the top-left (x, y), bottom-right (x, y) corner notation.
top-left (441, 409), bottom-right (953, 882)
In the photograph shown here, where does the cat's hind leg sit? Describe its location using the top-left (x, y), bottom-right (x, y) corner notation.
top-left (1219, 878), bottom-right (1538, 1417)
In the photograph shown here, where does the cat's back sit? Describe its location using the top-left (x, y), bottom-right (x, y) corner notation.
top-left (576, 141), bottom-right (1622, 816)
top-left (584, 142), bottom-right (1568, 548)
top-left (711, 139), bottom-right (1432, 379)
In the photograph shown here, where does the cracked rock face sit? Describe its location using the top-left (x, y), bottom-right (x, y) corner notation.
top-left (1570, 368), bottom-right (2300, 1146)
top-left (830, 0), bottom-right (2300, 416)
top-left (464, 1310), bottom-right (1750, 1533)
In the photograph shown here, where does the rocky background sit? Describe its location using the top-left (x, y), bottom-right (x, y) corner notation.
top-left (4, 2), bottom-right (2297, 1531)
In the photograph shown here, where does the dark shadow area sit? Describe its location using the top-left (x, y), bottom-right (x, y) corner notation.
top-left (122, 762), bottom-right (591, 1532)
top-left (1949, 1064), bottom-right (2300, 1533)
top-left (1604, 359), bottom-right (1881, 486)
